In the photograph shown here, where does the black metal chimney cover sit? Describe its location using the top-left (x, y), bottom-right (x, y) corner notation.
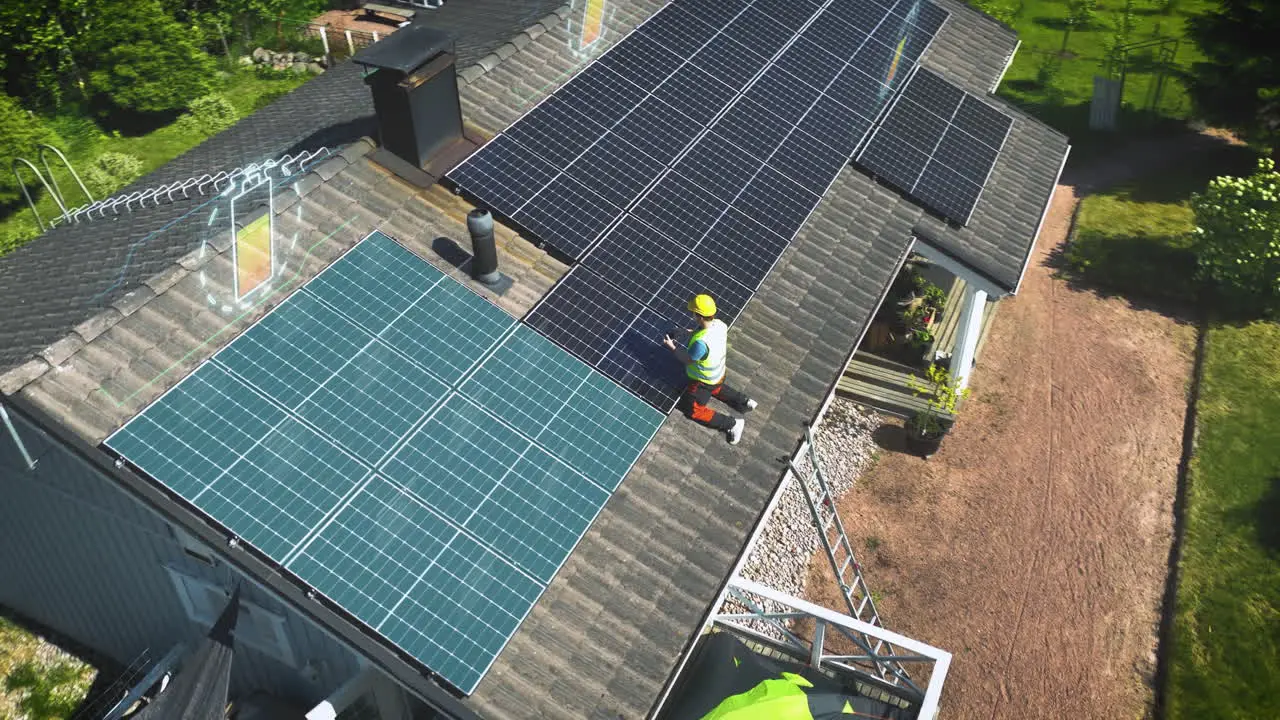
top-left (353, 24), bottom-right (454, 74)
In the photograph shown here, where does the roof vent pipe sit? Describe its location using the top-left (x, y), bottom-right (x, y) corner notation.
top-left (467, 209), bottom-right (502, 286)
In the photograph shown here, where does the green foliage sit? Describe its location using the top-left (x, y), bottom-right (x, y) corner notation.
top-left (1187, 0), bottom-right (1280, 145)
top-left (81, 151), bottom-right (144, 195)
top-left (76, 0), bottom-right (216, 114)
top-left (0, 1), bottom-right (88, 109)
top-left (175, 93), bottom-right (240, 137)
top-left (1191, 158), bottom-right (1280, 317)
top-left (970, 0), bottom-right (1020, 25)
top-left (907, 363), bottom-right (969, 437)
top-left (0, 94), bottom-right (63, 205)
top-left (1167, 320), bottom-right (1280, 719)
top-left (4, 660), bottom-right (93, 719)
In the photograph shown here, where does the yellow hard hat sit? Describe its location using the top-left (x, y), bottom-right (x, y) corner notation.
top-left (688, 294), bottom-right (717, 317)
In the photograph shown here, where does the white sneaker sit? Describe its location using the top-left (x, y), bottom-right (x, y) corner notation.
top-left (727, 418), bottom-right (745, 445)
top-left (745, 398), bottom-right (758, 412)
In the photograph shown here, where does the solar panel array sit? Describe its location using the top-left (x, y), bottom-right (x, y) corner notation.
top-left (105, 232), bottom-right (664, 694)
top-left (855, 66), bottom-right (1014, 225)
top-left (450, 0), bottom-right (949, 409)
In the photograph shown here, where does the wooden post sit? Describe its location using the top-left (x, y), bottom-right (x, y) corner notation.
top-left (345, 29), bottom-right (354, 55)
top-left (372, 31), bottom-right (380, 42)
top-left (319, 25), bottom-right (330, 64)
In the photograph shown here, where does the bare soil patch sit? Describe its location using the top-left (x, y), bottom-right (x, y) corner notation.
top-left (807, 180), bottom-right (1196, 716)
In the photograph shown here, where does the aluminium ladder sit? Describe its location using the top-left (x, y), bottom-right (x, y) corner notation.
top-left (789, 427), bottom-right (911, 686)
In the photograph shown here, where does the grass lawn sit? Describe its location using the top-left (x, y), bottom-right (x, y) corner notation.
top-left (995, 0), bottom-right (1215, 156)
top-left (0, 617), bottom-right (94, 719)
top-left (0, 68), bottom-right (309, 256)
top-left (1061, 140), bottom-right (1257, 304)
top-left (1167, 320), bottom-right (1280, 719)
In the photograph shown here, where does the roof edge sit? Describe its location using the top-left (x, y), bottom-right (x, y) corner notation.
top-left (2, 392), bottom-right (480, 718)
top-left (647, 237), bottom-right (916, 719)
top-left (1013, 142), bottom-right (1072, 295)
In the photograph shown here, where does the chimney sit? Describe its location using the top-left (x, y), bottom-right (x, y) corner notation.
top-left (354, 24), bottom-right (478, 186)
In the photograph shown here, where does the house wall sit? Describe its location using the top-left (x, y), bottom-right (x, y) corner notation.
top-left (0, 406), bottom-right (366, 709)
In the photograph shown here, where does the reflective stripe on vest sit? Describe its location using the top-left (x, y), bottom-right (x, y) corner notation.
top-left (687, 319), bottom-right (728, 384)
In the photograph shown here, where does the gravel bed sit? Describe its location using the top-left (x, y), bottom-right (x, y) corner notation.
top-left (725, 399), bottom-right (881, 634)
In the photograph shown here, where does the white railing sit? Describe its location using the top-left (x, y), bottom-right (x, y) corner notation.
top-left (51, 147), bottom-right (332, 227)
top-left (714, 579), bottom-right (952, 720)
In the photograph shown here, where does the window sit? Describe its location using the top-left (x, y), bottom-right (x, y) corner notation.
top-left (165, 567), bottom-right (296, 667)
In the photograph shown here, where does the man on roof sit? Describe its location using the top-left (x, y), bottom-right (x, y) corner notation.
top-left (663, 294), bottom-right (757, 445)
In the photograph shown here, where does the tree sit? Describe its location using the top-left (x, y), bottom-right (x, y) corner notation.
top-left (0, 93), bottom-right (62, 206)
top-left (0, 1), bottom-right (88, 109)
top-left (1061, 0), bottom-right (1098, 53)
top-left (75, 0), bottom-right (215, 115)
top-left (1187, 0), bottom-right (1280, 145)
top-left (1191, 158), bottom-right (1280, 317)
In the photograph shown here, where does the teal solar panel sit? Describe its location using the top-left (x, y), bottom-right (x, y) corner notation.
top-left (217, 292), bottom-right (368, 409)
top-left (105, 230), bottom-right (665, 695)
top-left (296, 342), bottom-right (450, 466)
top-left (460, 327), bottom-right (663, 489)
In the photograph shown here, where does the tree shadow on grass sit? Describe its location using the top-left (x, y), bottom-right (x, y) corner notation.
top-left (1226, 477), bottom-right (1280, 556)
top-left (1045, 234), bottom-right (1202, 324)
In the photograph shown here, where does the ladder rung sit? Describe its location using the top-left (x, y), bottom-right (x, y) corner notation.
top-left (856, 595), bottom-right (870, 616)
top-left (872, 639), bottom-right (885, 656)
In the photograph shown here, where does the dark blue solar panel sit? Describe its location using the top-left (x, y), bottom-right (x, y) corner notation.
top-left (824, 0), bottom-right (895, 34)
top-left (915, 161), bottom-right (986, 224)
top-left (775, 36), bottom-right (845, 92)
top-left (857, 67), bottom-right (1013, 225)
top-left (598, 306), bottom-right (687, 410)
top-left (558, 63), bottom-right (648, 127)
top-left (524, 268), bottom-right (635, 367)
top-left (637, 3), bottom-right (719, 56)
top-left (655, 60), bottom-right (739, 124)
top-left (722, 7), bottom-right (797, 59)
top-left (735, 165), bottom-right (823, 238)
top-left (564, 133), bottom-right (665, 208)
top-left (510, 175), bottom-right (622, 259)
top-left (691, 33), bottom-right (769, 91)
top-left (631, 170), bottom-right (729, 249)
top-left (751, 0), bottom-right (824, 32)
top-left (673, 0), bottom-right (751, 27)
top-left (744, 65), bottom-right (822, 126)
top-left (610, 96), bottom-right (704, 165)
top-left (596, 30), bottom-right (684, 93)
top-left (827, 64), bottom-right (894, 119)
top-left (931, 125), bottom-right (1001, 183)
top-left (802, 94), bottom-right (875, 156)
top-left (713, 96), bottom-right (795, 162)
top-left (673, 132), bottom-right (761, 205)
top-left (695, 208), bottom-right (792, 290)
top-left (582, 215), bottom-right (685, 302)
top-left (449, 134), bottom-right (558, 215)
top-left (953, 95), bottom-right (1014, 151)
top-left (803, 14), bottom-right (872, 60)
top-left (768, 116), bottom-right (857, 194)
top-left (502, 97), bottom-right (608, 167)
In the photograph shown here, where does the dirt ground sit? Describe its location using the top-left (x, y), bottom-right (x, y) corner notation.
top-left (807, 153), bottom-right (1199, 717)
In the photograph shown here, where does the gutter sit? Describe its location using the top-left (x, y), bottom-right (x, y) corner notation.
top-left (1, 393), bottom-right (480, 720)
top-left (1013, 144), bottom-right (1072, 295)
top-left (991, 39), bottom-right (1021, 94)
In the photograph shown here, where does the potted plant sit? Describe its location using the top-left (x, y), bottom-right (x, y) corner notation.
top-left (904, 363), bottom-right (969, 459)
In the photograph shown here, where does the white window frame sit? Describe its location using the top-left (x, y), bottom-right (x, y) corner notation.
top-left (165, 566), bottom-right (296, 667)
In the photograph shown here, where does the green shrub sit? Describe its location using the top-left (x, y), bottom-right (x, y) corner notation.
top-left (175, 93), bottom-right (239, 137)
top-left (1191, 158), bottom-right (1280, 317)
top-left (81, 151), bottom-right (144, 196)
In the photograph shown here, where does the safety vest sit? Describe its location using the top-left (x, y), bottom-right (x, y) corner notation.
top-left (687, 319), bottom-right (728, 385)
